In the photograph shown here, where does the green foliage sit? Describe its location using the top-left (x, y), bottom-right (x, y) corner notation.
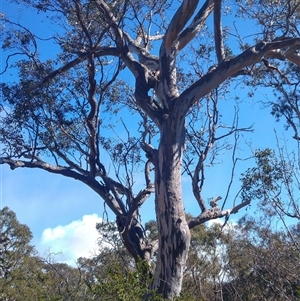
top-left (0, 206), bottom-right (34, 278)
top-left (1, 207), bottom-right (299, 300)
top-left (240, 148), bottom-right (290, 203)
top-left (223, 215), bottom-right (300, 301)
top-left (241, 149), bottom-right (274, 193)
top-left (87, 260), bottom-right (162, 301)
top-left (86, 258), bottom-right (197, 301)
top-left (0, 207), bottom-right (91, 301)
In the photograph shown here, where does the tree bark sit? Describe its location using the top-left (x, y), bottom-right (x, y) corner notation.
top-left (116, 215), bottom-right (154, 263)
top-left (151, 115), bottom-right (191, 299)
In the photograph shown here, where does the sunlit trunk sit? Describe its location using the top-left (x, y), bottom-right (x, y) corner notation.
top-left (151, 117), bottom-right (191, 299)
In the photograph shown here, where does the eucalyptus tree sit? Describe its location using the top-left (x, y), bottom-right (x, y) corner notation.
top-left (1, 0), bottom-right (300, 298)
top-left (222, 216), bottom-right (300, 301)
top-left (0, 207), bottom-right (90, 300)
top-left (0, 206), bottom-right (34, 279)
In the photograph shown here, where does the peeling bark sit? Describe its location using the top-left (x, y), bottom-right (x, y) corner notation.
top-left (151, 116), bottom-right (191, 299)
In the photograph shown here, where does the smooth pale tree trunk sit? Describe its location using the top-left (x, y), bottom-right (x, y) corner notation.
top-left (151, 115), bottom-right (191, 299)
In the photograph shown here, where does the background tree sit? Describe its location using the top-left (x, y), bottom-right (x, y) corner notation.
top-left (0, 207), bottom-right (92, 301)
top-left (222, 217), bottom-right (300, 301)
top-left (241, 147), bottom-right (300, 248)
top-left (0, 206), bottom-right (34, 280)
top-left (1, 0), bottom-right (300, 298)
top-left (1, 207), bottom-right (299, 300)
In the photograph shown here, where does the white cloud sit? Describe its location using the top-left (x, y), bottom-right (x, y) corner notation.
top-left (207, 218), bottom-right (239, 234)
top-left (40, 214), bottom-right (103, 266)
top-left (207, 218), bottom-right (224, 227)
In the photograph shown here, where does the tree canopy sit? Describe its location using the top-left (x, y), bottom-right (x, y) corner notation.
top-left (1, 0), bottom-right (300, 298)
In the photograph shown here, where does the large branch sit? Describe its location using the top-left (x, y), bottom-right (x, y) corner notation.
top-left (127, 37), bottom-right (159, 71)
top-left (177, 0), bottom-right (214, 51)
top-left (163, 0), bottom-right (199, 52)
top-left (0, 157), bottom-right (126, 216)
top-left (175, 38), bottom-right (300, 117)
top-left (158, 0), bottom-right (200, 106)
top-left (285, 45), bottom-right (300, 65)
top-left (93, 0), bottom-right (143, 78)
top-left (93, 0), bottom-right (162, 127)
top-left (129, 184), bottom-right (155, 218)
top-left (213, 0), bottom-right (225, 64)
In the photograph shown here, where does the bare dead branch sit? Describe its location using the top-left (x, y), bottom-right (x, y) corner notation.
top-left (191, 96), bottom-right (218, 212)
top-left (188, 199), bottom-right (251, 229)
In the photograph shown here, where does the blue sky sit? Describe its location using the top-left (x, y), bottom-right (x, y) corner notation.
top-left (1, 0), bottom-right (298, 265)
top-left (1, 110), bottom-right (294, 265)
